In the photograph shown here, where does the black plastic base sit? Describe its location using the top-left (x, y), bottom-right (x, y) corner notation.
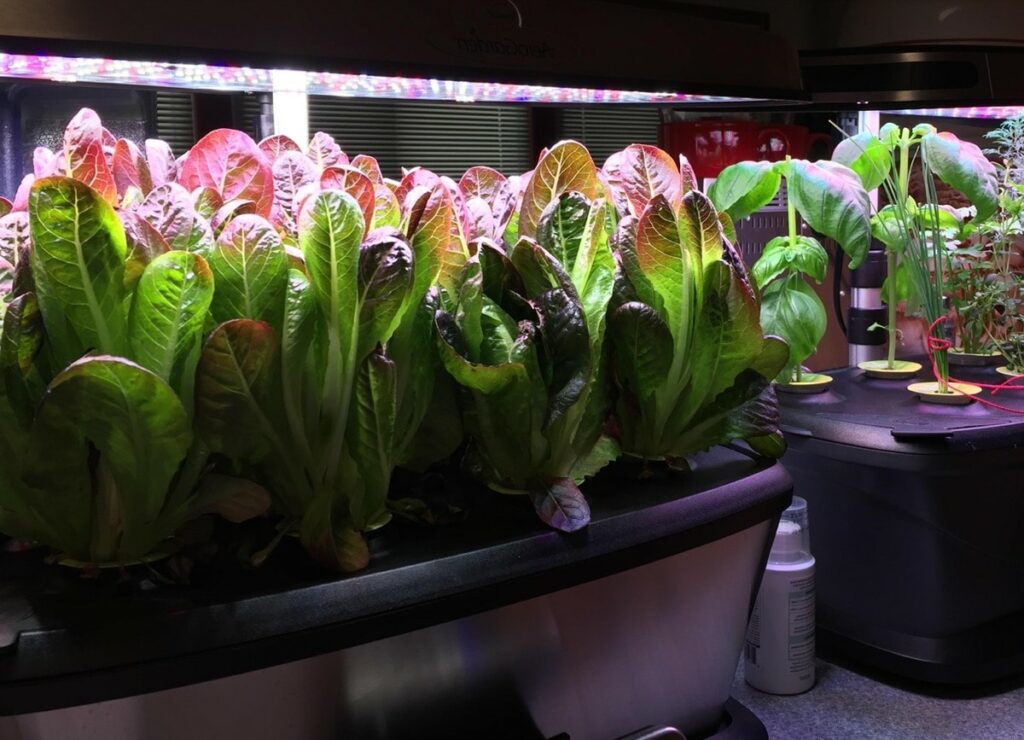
top-left (708, 697), bottom-right (769, 739)
top-left (818, 608), bottom-right (1024, 686)
top-left (616, 697), bottom-right (768, 740)
top-left (779, 364), bottom-right (1024, 685)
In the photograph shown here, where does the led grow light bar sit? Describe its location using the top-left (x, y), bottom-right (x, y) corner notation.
top-left (888, 106), bottom-right (1024, 120)
top-left (0, 51), bottom-right (757, 105)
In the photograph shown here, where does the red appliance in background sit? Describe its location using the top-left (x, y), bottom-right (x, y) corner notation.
top-left (756, 124), bottom-right (833, 162)
top-left (659, 119), bottom-right (784, 180)
top-left (659, 119), bottom-right (834, 180)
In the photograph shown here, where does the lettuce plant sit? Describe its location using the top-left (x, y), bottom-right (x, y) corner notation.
top-left (194, 159), bottom-right (455, 569)
top-left (0, 110), bottom-right (270, 565)
top-left (709, 156), bottom-right (871, 382)
top-left (435, 141), bottom-right (616, 532)
top-left (0, 178), bottom-right (230, 564)
top-left (604, 145), bottom-right (787, 461)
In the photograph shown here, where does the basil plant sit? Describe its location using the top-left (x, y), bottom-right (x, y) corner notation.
top-left (709, 155), bottom-right (872, 383)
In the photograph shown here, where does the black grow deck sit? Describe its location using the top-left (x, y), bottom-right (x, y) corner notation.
top-left (0, 447), bottom-right (790, 714)
top-left (779, 363), bottom-right (1024, 684)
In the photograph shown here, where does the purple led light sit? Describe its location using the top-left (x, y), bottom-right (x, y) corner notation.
top-left (0, 51), bottom-right (756, 105)
top-left (889, 106), bottom-right (1024, 120)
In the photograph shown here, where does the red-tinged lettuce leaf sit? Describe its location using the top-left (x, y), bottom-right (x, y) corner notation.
top-left (0, 293), bottom-right (46, 427)
top-left (257, 134), bottom-right (302, 163)
top-left (786, 159), bottom-right (871, 269)
top-left (613, 214), bottom-right (659, 310)
top-left (128, 251), bottom-right (215, 394)
top-left (120, 209), bottom-right (171, 289)
top-left (272, 151), bottom-right (317, 236)
top-left (298, 494), bottom-right (370, 573)
top-left (671, 367), bottom-right (781, 458)
top-left (208, 214), bottom-right (289, 325)
top-left (678, 190), bottom-right (726, 268)
top-left (31, 355), bottom-right (192, 560)
top-left (101, 127), bottom-right (116, 150)
top-left (355, 229), bottom-right (415, 357)
top-left (435, 310), bottom-right (528, 393)
top-left (459, 165), bottom-right (514, 226)
top-left (634, 194), bottom-right (698, 346)
top-left (707, 161), bottom-right (781, 222)
top-left (193, 473), bottom-right (271, 523)
top-left (401, 186), bottom-right (431, 235)
top-left (344, 350), bottom-right (398, 530)
top-left (146, 139), bottom-right (177, 187)
top-left (307, 131), bottom-right (348, 171)
top-left (920, 131), bottom-right (999, 221)
top-left (33, 147), bottom-right (59, 178)
top-left (510, 238), bottom-right (592, 424)
top-left (412, 183), bottom-right (460, 294)
top-left (520, 140), bottom-right (600, 239)
top-left (138, 183), bottom-right (201, 251)
top-left (112, 139), bottom-right (154, 198)
top-left (679, 155), bottom-right (698, 194)
top-left (609, 300), bottom-right (672, 403)
top-left (601, 152), bottom-right (630, 217)
top-left (0, 212), bottom-right (29, 267)
top-left (298, 190), bottom-right (365, 350)
top-left (352, 154), bottom-right (385, 184)
top-left (621, 144), bottom-right (683, 218)
top-left (394, 167), bottom-right (442, 214)
top-left (29, 176), bottom-right (128, 361)
top-left (463, 197), bottom-right (497, 241)
top-left (321, 165), bottom-right (375, 233)
top-left (195, 318), bottom-right (278, 462)
top-left (373, 184), bottom-right (401, 230)
top-left (664, 259), bottom-right (764, 446)
top-left (192, 186), bottom-right (224, 219)
top-left (532, 478), bottom-right (590, 532)
top-left (11, 175), bottom-right (34, 212)
top-left (62, 109), bottom-right (117, 204)
top-left (211, 199), bottom-right (259, 234)
top-left (178, 129), bottom-right (274, 218)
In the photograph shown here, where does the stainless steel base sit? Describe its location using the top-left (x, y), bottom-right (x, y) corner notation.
top-left (2, 521), bottom-right (773, 740)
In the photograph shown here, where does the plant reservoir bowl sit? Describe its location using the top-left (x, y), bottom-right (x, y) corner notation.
top-left (774, 373), bottom-right (833, 394)
top-left (0, 450), bottom-right (791, 739)
top-left (777, 365), bottom-right (1024, 684)
top-left (858, 360), bottom-right (922, 379)
top-left (996, 366), bottom-right (1024, 379)
top-left (907, 381), bottom-right (982, 405)
top-left (949, 349), bottom-right (1001, 367)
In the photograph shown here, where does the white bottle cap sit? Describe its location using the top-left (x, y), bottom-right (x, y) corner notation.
top-left (769, 496), bottom-right (811, 564)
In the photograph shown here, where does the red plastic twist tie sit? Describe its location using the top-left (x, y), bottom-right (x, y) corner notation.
top-left (923, 316), bottom-right (1024, 414)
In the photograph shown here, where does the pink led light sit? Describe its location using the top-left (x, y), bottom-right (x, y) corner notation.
top-left (0, 51), bottom-right (756, 105)
top-left (889, 106), bottom-right (1024, 120)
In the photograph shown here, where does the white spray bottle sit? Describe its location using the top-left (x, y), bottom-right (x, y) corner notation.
top-left (744, 496), bottom-right (816, 695)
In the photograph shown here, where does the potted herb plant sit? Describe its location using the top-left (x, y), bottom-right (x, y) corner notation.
top-left (707, 155), bottom-right (872, 392)
top-left (834, 123), bottom-right (998, 394)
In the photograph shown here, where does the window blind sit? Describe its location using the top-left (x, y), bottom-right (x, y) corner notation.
top-left (153, 90), bottom-right (196, 158)
top-left (308, 97), bottom-right (531, 179)
top-left (560, 107), bottom-right (662, 168)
